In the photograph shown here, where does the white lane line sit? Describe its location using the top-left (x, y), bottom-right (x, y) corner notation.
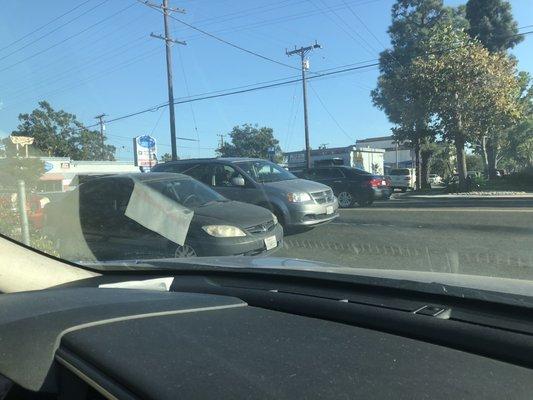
top-left (341, 208), bottom-right (533, 212)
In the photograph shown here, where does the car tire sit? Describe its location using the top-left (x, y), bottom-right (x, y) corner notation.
top-left (357, 199), bottom-right (374, 207)
top-left (337, 191), bottom-right (354, 208)
top-left (172, 243), bottom-right (198, 258)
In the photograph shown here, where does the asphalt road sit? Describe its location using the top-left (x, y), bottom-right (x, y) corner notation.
top-left (275, 195), bottom-right (533, 280)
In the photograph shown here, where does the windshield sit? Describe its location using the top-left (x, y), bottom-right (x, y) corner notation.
top-left (236, 160), bottom-right (297, 183)
top-left (0, 0), bottom-right (532, 296)
top-left (145, 177), bottom-right (226, 208)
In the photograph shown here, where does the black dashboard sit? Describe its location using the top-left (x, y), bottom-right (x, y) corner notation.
top-left (1, 272), bottom-right (533, 399)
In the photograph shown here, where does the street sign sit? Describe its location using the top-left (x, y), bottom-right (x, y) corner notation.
top-left (133, 135), bottom-right (157, 168)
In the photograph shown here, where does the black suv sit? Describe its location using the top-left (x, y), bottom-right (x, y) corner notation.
top-left (296, 166), bottom-right (391, 208)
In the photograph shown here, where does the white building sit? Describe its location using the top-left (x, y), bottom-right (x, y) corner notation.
top-left (37, 157), bottom-right (139, 192)
top-left (356, 136), bottom-right (414, 172)
top-left (283, 146), bottom-right (385, 174)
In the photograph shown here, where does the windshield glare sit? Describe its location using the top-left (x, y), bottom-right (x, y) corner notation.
top-left (0, 0), bottom-right (532, 295)
top-left (236, 160), bottom-right (297, 183)
top-left (146, 178), bottom-right (226, 208)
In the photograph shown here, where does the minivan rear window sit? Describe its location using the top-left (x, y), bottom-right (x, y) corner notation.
top-left (389, 169), bottom-right (410, 175)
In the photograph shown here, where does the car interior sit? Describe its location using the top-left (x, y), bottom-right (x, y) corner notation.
top-left (0, 241), bottom-right (532, 400)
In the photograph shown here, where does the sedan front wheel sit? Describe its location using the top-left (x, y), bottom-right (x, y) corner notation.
top-left (337, 191), bottom-right (354, 208)
top-left (173, 243), bottom-right (198, 258)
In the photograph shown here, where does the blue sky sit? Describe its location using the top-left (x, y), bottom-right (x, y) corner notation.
top-left (0, 0), bottom-right (531, 160)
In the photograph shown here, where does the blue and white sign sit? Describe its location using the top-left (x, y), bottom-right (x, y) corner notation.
top-left (133, 135), bottom-right (157, 168)
top-left (44, 161), bottom-right (54, 172)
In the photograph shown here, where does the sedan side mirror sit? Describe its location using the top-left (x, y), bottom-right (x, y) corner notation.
top-left (231, 177), bottom-right (246, 187)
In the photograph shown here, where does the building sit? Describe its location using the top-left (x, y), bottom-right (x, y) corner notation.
top-left (283, 146), bottom-right (385, 174)
top-left (36, 157), bottom-right (139, 192)
top-left (356, 135), bottom-right (414, 172)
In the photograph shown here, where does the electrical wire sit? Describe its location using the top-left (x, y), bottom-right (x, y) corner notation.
top-left (0, 0), bottom-right (110, 63)
top-left (341, 0), bottom-right (387, 49)
top-left (308, 82), bottom-right (354, 142)
top-left (138, 0), bottom-right (300, 71)
top-left (0, 2), bottom-right (137, 74)
top-left (0, 0), bottom-right (94, 54)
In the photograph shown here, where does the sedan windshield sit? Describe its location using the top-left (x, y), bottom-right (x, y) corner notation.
top-left (236, 160), bottom-right (297, 183)
top-left (145, 178), bottom-right (227, 209)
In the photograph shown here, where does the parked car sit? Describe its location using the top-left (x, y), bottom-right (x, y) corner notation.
top-left (152, 158), bottom-right (339, 229)
top-left (388, 168), bottom-right (416, 192)
top-left (428, 174), bottom-right (442, 185)
top-left (44, 173), bottom-right (283, 260)
top-left (296, 166), bottom-right (391, 208)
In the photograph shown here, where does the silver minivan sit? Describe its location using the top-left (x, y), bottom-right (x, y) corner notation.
top-left (153, 158), bottom-right (339, 229)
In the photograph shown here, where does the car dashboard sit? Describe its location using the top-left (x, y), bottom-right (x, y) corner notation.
top-left (1, 273), bottom-right (533, 399)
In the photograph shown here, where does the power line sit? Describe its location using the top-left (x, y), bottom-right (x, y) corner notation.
top-left (0, 2), bottom-right (137, 74)
top-left (0, 0), bottom-right (110, 63)
top-left (78, 60), bottom-right (380, 131)
top-left (308, 82), bottom-right (354, 142)
top-left (0, 0), bottom-right (93, 54)
top-left (138, 0), bottom-right (300, 71)
top-left (308, 0), bottom-right (377, 56)
top-left (341, 0), bottom-right (387, 49)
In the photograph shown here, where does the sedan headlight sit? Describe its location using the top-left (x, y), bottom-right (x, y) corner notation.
top-left (272, 213), bottom-right (278, 225)
top-left (287, 192), bottom-right (312, 203)
top-left (202, 225), bottom-right (246, 237)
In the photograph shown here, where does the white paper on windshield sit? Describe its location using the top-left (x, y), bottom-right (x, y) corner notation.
top-left (125, 179), bottom-right (193, 246)
top-left (99, 277), bottom-right (174, 291)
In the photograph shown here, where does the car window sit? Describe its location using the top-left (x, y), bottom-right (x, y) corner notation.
top-left (389, 169), bottom-right (410, 175)
top-left (236, 160), bottom-right (296, 183)
top-left (212, 164), bottom-right (244, 187)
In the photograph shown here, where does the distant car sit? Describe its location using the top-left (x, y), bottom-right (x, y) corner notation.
top-left (428, 174), bottom-right (442, 185)
top-left (44, 173), bottom-right (283, 260)
top-left (388, 168), bottom-right (416, 192)
top-left (467, 171), bottom-right (482, 179)
top-left (152, 158), bottom-right (339, 229)
top-left (296, 166), bottom-right (391, 208)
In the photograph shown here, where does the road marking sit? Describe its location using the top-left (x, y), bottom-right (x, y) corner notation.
top-left (341, 208), bottom-right (533, 213)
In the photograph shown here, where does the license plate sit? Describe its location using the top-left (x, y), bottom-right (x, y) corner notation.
top-left (326, 205), bottom-right (334, 215)
top-left (264, 235), bottom-right (277, 250)
top-left (381, 180), bottom-right (387, 186)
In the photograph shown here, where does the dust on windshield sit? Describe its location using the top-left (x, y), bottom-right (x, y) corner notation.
top-left (0, 0), bottom-right (532, 283)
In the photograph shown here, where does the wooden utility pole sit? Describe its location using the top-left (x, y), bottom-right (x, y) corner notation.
top-left (286, 41), bottom-right (321, 169)
top-left (143, 0), bottom-right (186, 161)
top-left (94, 114), bottom-right (106, 160)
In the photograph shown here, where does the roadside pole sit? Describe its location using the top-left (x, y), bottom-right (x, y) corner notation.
top-left (286, 42), bottom-right (321, 169)
top-left (17, 180), bottom-right (30, 246)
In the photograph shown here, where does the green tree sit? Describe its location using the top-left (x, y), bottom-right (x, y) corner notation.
top-left (372, 0), bottom-right (467, 189)
top-left (466, 154), bottom-right (484, 172)
top-left (10, 101), bottom-right (115, 160)
top-left (466, 0), bottom-right (523, 52)
top-left (410, 25), bottom-right (522, 191)
top-left (159, 153), bottom-right (173, 163)
top-left (216, 124), bottom-right (281, 160)
top-left (465, 0), bottom-right (524, 177)
top-left (0, 157), bottom-right (45, 190)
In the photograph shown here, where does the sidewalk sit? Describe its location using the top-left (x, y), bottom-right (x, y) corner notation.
top-left (396, 190), bottom-right (533, 199)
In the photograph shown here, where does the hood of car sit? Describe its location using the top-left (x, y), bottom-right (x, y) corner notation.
top-left (192, 200), bottom-right (273, 228)
top-left (262, 178), bottom-right (331, 193)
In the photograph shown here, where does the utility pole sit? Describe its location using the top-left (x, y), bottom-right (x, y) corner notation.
top-left (94, 114), bottom-right (107, 160)
top-left (143, 0), bottom-right (186, 161)
top-left (217, 134), bottom-right (225, 149)
top-left (286, 41), bottom-right (321, 169)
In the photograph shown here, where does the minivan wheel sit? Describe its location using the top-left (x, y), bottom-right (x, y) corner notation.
top-left (173, 243), bottom-right (197, 258)
top-left (337, 191), bottom-right (354, 208)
